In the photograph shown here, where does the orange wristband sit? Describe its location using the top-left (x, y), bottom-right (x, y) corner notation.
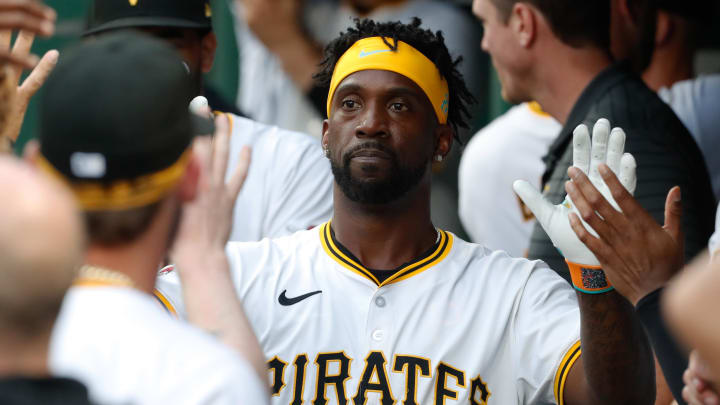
top-left (566, 260), bottom-right (614, 294)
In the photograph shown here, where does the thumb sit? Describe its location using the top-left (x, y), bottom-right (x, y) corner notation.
top-left (513, 180), bottom-right (554, 226)
top-left (663, 186), bottom-right (682, 241)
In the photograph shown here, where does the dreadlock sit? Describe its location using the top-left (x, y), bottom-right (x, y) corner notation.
top-left (314, 17), bottom-right (476, 139)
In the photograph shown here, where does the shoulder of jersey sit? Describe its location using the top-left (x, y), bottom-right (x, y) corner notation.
top-left (453, 235), bottom-right (544, 272)
top-left (223, 112), bottom-right (320, 148)
top-left (226, 225), bottom-right (321, 254)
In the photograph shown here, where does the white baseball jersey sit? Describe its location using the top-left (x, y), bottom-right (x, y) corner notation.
top-left (710, 201), bottom-right (720, 258)
top-left (221, 112), bottom-right (333, 241)
top-left (658, 74), bottom-right (720, 200)
top-left (156, 224), bottom-right (581, 404)
top-left (459, 102), bottom-right (561, 257)
top-left (50, 285), bottom-right (269, 405)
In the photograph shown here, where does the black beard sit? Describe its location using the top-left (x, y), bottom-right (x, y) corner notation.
top-left (330, 141), bottom-right (428, 205)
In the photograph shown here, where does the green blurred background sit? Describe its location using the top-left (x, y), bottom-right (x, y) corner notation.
top-left (15, 0), bottom-right (246, 152)
top-left (15, 0), bottom-right (514, 153)
top-left (15, 0), bottom-right (719, 153)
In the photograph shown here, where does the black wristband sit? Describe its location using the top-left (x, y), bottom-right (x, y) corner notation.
top-left (635, 288), bottom-right (688, 405)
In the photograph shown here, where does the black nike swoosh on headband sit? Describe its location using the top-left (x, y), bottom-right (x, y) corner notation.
top-left (278, 289), bottom-right (322, 306)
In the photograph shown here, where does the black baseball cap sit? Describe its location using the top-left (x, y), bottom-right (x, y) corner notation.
top-left (85, 0), bottom-right (212, 36)
top-left (38, 31), bottom-right (199, 210)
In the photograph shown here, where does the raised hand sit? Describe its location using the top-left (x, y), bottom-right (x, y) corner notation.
top-left (0, 29), bottom-right (59, 145)
top-left (514, 118), bottom-right (637, 268)
top-left (564, 161), bottom-right (683, 305)
top-left (0, 0), bottom-right (56, 67)
top-left (171, 114), bottom-right (250, 260)
top-left (168, 114), bottom-right (267, 384)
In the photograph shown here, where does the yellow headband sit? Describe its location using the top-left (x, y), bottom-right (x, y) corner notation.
top-left (326, 37), bottom-right (449, 124)
top-left (37, 149), bottom-right (191, 211)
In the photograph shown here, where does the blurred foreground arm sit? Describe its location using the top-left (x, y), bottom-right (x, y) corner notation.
top-left (665, 254), bottom-right (720, 404)
top-left (234, 0), bottom-right (321, 92)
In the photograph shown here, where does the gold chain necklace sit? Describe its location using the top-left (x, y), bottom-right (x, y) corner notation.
top-left (75, 265), bottom-right (135, 288)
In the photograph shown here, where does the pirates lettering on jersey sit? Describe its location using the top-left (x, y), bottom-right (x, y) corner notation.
top-left (392, 355), bottom-right (431, 405)
top-left (268, 356), bottom-right (288, 396)
top-left (436, 362), bottom-right (466, 405)
top-left (267, 351), bottom-right (487, 404)
top-left (291, 354), bottom-right (309, 405)
top-left (353, 352), bottom-right (395, 405)
top-left (469, 375), bottom-right (491, 405)
top-left (313, 351), bottom-right (353, 405)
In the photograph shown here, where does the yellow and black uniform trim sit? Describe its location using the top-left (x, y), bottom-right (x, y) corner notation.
top-left (37, 149), bottom-right (191, 211)
top-left (553, 340), bottom-right (581, 405)
top-left (319, 221), bottom-right (453, 287)
top-left (152, 288), bottom-right (178, 317)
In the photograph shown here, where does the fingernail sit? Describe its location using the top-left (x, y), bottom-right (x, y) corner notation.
top-left (694, 378), bottom-right (703, 389)
top-left (598, 164), bottom-right (609, 176)
top-left (41, 21), bottom-right (54, 35)
top-left (48, 50), bottom-right (59, 63)
top-left (45, 7), bottom-right (57, 20)
top-left (565, 181), bottom-right (575, 193)
top-left (27, 54), bottom-right (39, 66)
top-left (567, 167), bottom-right (578, 179)
top-left (674, 187), bottom-right (682, 202)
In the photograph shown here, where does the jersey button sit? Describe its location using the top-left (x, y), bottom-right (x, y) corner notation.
top-left (371, 329), bottom-right (385, 341)
top-left (375, 296), bottom-right (386, 307)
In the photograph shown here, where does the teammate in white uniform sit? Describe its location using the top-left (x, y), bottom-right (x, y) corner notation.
top-left (38, 33), bottom-right (268, 405)
top-left (459, 102), bottom-right (560, 257)
top-left (157, 19), bottom-right (656, 405)
top-left (85, 0), bottom-right (333, 242)
top-left (219, 112), bottom-right (333, 240)
top-left (51, 286), bottom-right (264, 405)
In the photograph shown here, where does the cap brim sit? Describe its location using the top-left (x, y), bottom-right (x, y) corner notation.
top-left (84, 16), bottom-right (211, 36)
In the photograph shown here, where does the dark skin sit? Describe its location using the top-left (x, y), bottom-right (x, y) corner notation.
top-left (321, 69), bottom-right (452, 270)
top-left (323, 69), bottom-right (654, 403)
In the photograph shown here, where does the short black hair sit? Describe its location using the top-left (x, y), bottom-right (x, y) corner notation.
top-left (491, 0), bottom-right (609, 50)
top-left (314, 18), bottom-right (476, 139)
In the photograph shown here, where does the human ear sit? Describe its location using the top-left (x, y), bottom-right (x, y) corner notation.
top-left (510, 3), bottom-right (537, 48)
top-left (433, 124), bottom-right (454, 162)
top-left (200, 32), bottom-right (218, 73)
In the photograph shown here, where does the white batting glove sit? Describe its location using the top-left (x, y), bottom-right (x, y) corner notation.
top-left (513, 118), bottom-right (637, 267)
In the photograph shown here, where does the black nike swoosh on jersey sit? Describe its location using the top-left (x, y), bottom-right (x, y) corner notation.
top-left (278, 289), bottom-right (322, 306)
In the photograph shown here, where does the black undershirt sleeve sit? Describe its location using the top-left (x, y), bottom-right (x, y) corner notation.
top-left (635, 288), bottom-right (688, 405)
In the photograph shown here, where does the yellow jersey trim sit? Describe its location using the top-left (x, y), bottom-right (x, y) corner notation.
top-left (213, 111), bottom-right (234, 135)
top-left (553, 340), bottom-right (581, 405)
top-left (527, 101), bottom-right (551, 118)
top-left (153, 288), bottom-right (178, 317)
top-left (74, 279), bottom-right (132, 288)
top-left (318, 222), bottom-right (453, 287)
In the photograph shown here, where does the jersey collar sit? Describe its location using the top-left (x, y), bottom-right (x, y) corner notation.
top-left (319, 221), bottom-right (453, 287)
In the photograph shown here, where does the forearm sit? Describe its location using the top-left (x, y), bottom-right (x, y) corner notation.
top-left (178, 250), bottom-right (267, 384)
top-left (271, 35), bottom-right (323, 92)
top-left (578, 291), bottom-right (655, 404)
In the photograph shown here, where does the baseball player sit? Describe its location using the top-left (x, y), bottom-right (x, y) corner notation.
top-left (84, 0), bottom-right (333, 242)
top-left (157, 18), bottom-right (656, 404)
top-left (459, 102), bottom-right (561, 257)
